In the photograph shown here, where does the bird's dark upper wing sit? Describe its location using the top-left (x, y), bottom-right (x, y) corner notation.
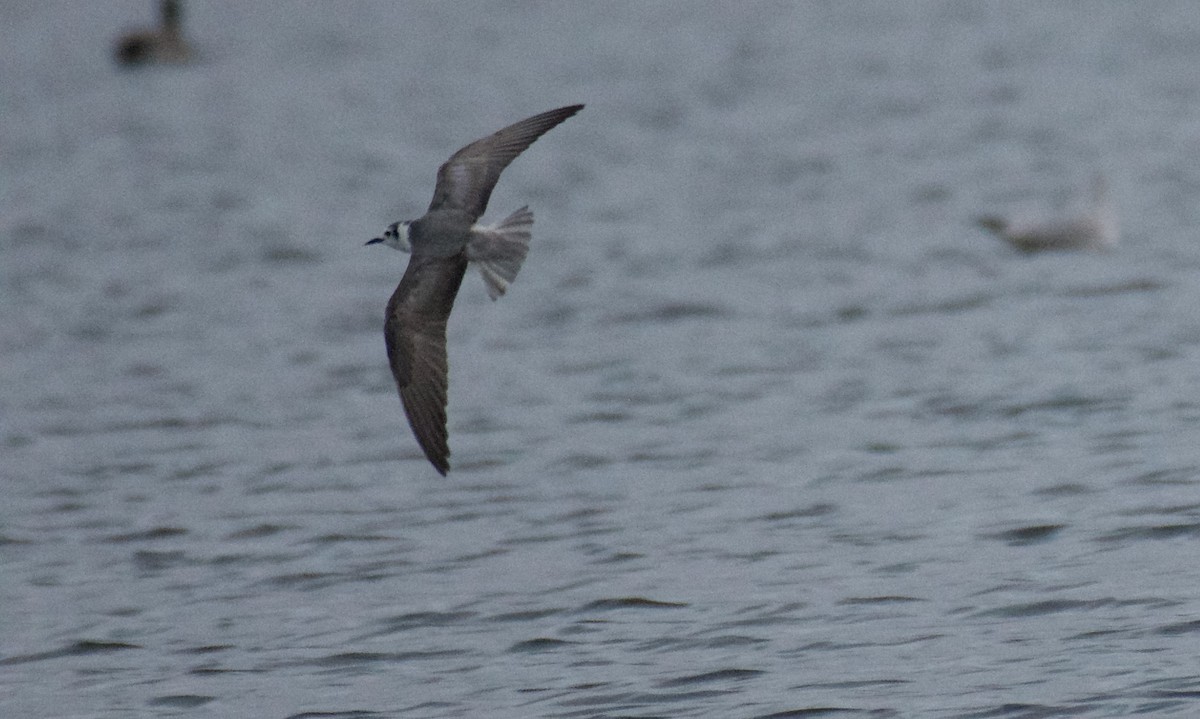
top-left (427, 104), bottom-right (584, 220)
top-left (384, 253), bottom-right (470, 476)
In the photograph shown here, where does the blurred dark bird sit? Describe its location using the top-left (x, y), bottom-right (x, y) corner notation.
top-left (977, 175), bottom-right (1118, 253)
top-left (366, 104), bottom-right (584, 475)
top-left (115, 0), bottom-right (192, 66)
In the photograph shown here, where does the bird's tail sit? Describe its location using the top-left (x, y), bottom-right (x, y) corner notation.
top-left (467, 206), bottom-right (533, 300)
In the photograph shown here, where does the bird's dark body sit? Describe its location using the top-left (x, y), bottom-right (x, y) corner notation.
top-left (409, 209), bottom-right (475, 258)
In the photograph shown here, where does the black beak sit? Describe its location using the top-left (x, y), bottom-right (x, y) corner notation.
top-left (365, 237), bottom-right (383, 246)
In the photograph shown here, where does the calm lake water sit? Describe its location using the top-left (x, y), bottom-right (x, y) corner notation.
top-left (5, 1), bottom-right (1200, 717)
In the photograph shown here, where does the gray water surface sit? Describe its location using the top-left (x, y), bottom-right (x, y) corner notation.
top-left (5, 2), bottom-right (1200, 717)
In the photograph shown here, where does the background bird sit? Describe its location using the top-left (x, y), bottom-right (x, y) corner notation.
top-left (976, 174), bottom-right (1118, 253)
top-left (114, 0), bottom-right (192, 66)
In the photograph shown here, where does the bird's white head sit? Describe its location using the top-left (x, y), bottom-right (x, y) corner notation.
top-left (366, 221), bottom-right (412, 252)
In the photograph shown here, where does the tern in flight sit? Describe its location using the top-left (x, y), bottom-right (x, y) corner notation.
top-left (366, 104), bottom-right (584, 475)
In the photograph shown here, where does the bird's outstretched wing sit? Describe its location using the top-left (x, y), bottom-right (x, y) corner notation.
top-left (427, 104), bottom-right (584, 220)
top-left (384, 254), bottom-right (470, 475)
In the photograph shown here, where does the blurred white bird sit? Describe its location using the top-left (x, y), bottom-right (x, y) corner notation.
top-left (977, 175), bottom-right (1118, 253)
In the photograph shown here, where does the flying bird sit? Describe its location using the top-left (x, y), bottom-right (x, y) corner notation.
top-left (976, 175), bottom-right (1118, 253)
top-left (366, 104), bottom-right (584, 475)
